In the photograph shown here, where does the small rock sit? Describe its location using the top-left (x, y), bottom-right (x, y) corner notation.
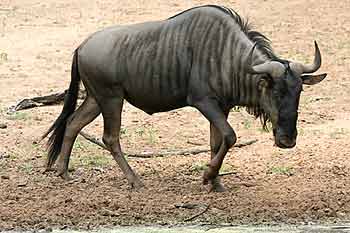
top-left (1, 175), bottom-right (10, 179)
top-left (17, 180), bottom-right (27, 187)
top-left (99, 208), bottom-right (119, 217)
top-left (0, 123), bottom-right (7, 129)
top-left (0, 153), bottom-right (10, 160)
top-left (337, 212), bottom-right (347, 218)
top-left (33, 116), bottom-right (42, 121)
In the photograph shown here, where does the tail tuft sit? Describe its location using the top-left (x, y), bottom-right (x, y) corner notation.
top-left (42, 49), bottom-right (81, 168)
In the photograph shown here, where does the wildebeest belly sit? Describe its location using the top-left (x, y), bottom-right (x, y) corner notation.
top-left (123, 74), bottom-right (189, 114)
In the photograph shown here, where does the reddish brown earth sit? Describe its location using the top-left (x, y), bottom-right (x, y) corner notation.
top-left (0, 0), bottom-right (350, 231)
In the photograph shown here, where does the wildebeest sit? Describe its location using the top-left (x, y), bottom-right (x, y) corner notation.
top-left (43, 5), bottom-right (327, 191)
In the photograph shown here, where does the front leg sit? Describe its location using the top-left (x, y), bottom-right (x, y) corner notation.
top-left (209, 110), bottom-right (229, 192)
top-left (193, 98), bottom-right (236, 191)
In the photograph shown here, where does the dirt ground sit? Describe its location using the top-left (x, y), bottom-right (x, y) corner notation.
top-left (0, 0), bottom-right (350, 231)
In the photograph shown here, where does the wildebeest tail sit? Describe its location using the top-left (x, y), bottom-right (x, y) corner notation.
top-left (42, 49), bottom-right (81, 168)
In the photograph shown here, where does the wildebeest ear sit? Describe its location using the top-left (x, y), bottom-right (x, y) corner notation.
top-left (301, 73), bottom-right (327, 85)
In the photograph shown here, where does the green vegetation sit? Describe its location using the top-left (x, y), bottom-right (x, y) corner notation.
top-left (147, 127), bottom-right (157, 144)
top-left (190, 162), bottom-right (208, 173)
top-left (0, 52), bottom-right (8, 64)
top-left (70, 152), bottom-right (111, 170)
top-left (73, 137), bottom-right (84, 150)
top-left (298, 127), bottom-right (305, 136)
top-left (267, 166), bottom-right (294, 176)
top-left (135, 127), bottom-right (145, 137)
top-left (231, 107), bottom-right (241, 112)
top-left (19, 162), bottom-right (33, 173)
top-left (330, 128), bottom-right (349, 139)
top-left (120, 127), bottom-right (128, 137)
top-left (6, 111), bottom-right (29, 121)
top-left (243, 119), bottom-right (252, 129)
top-left (120, 126), bottom-right (157, 144)
top-left (78, 154), bottom-right (111, 167)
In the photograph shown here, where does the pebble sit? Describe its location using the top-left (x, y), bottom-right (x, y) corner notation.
top-left (1, 175), bottom-right (10, 179)
top-left (0, 123), bottom-right (7, 129)
top-left (0, 153), bottom-right (10, 160)
top-left (17, 180), bottom-right (27, 187)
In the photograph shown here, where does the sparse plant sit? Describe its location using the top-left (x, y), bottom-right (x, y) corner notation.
top-left (310, 129), bottom-right (322, 136)
top-left (78, 154), bottom-right (110, 167)
top-left (243, 119), bottom-right (252, 129)
top-left (73, 137), bottom-right (84, 150)
top-left (296, 127), bottom-right (304, 136)
top-left (31, 143), bottom-right (46, 158)
top-left (231, 106), bottom-right (241, 112)
top-left (19, 163), bottom-right (33, 173)
top-left (71, 154), bottom-right (111, 170)
top-left (6, 111), bottom-right (29, 121)
top-left (219, 163), bottom-right (235, 173)
top-left (267, 166), bottom-right (294, 176)
top-left (0, 52), bottom-right (8, 64)
top-left (330, 128), bottom-right (349, 139)
top-left (120, 127), bottom-right (128, 136)
top-left (191, 162), bottom-right (208, 172)
top-left (135, 127), bottom-right (145, 136)
top-left (147, 127), bottom-right (157, 144)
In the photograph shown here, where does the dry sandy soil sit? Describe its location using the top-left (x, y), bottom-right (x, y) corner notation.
top-left (0, 0), bottom-right (350, 231)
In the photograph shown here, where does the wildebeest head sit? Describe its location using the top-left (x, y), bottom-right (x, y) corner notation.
top-left (247, 41), bottom-right (327, 148)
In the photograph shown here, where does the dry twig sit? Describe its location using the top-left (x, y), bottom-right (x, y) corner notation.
top-left (80, 131), bottom-right (107, 150)
top-left (9, 89), bottom-right (86, 112)
top-left (175, 203), bottom-right (210, 222)
top-left (218, 171), bottom-right (238, 177)
top-left (79, 131), bottom-right (258, 158)
top-left (184, 204), bottom-right (210, 222)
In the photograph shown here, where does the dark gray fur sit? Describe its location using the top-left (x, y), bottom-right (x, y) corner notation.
top-left (43, 5), bottom-right (327, 190)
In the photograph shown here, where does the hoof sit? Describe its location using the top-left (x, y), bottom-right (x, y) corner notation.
top-left (58, 171), bottom-right (72, 181)
top-left (209, 181), bottom-right (226, 192)
top-left (130, 179), bottom-right (144, 190)
top-left (203, 170), bottom-right (226, 192)
top-left (43, 167), bottom-right (56, 173)
top-left (202, 168), bottom-right (217, 185)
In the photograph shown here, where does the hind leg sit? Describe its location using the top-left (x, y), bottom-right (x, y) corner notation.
top-left (100, 96), bottom-right (143, 189)
top-left (55, 96), bottom-right (100, 180)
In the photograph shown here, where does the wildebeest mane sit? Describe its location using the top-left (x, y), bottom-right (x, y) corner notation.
top-left (169, 5), bottom-right (277, 130)
top-left (216, 5), bottom-right (276, 130)
top-left (169, 5), bottom-right (276, 60)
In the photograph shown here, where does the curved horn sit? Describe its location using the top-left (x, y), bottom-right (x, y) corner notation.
top-left (299, 41), bottom-right (322, 74)
top-left (245, 43), bottom-right (285, 77)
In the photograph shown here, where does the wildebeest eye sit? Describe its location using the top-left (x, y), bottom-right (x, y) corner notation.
top-left (273, 89), bottom-right (283, 104)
